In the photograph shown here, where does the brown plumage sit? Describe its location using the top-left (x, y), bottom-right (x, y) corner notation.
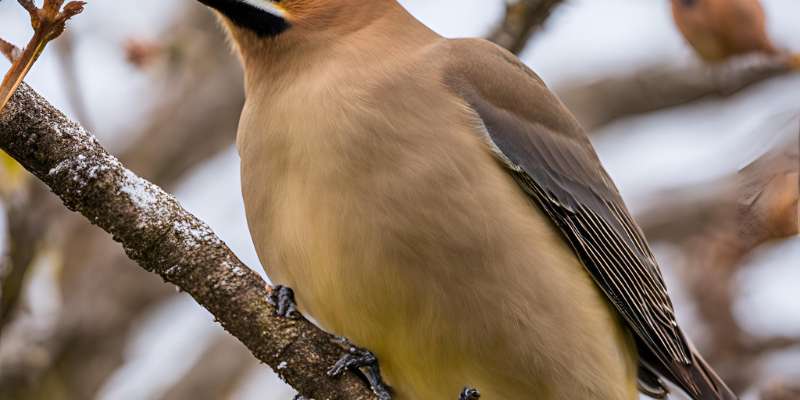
top-left (671, 0), bottom-right (778, 62)
top-left (198, 0), bottom-right (739, 398)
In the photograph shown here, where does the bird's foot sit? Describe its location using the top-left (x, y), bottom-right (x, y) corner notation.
top-left (328, 336), bottom-right (392, 400)
top-left (267, 285), bottom-right (300, 318)
top-left (459, 387), bottom-right (481, 400)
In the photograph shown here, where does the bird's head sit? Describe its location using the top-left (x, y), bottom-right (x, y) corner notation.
top-left (198, 0), bottom-right (393, 48)
top-left (198, 0), bottom-right (414, 83)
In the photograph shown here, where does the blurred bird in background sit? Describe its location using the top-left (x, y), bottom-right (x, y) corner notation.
top-left (671, 0), bottom-right (785, 63)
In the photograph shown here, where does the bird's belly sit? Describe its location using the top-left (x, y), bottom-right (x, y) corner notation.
top-left (245, 160), bottom-right (638, 399)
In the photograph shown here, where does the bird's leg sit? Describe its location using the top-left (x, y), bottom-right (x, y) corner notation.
top-left (269, 288), bottom-right (390, 399)
top-left (267, 285), bottom-right (300, 318)
top-left (328, 336), bottom-right (393, 400)
top-left (459, 387), bottom-right (481, 400)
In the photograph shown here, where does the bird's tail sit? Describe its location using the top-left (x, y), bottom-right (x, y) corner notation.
top-left (638, 338), bottom-right (738, 400)
top-left (683, 350), bottom-right (738, 400)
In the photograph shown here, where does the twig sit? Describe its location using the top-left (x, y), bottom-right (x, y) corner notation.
top-left (0, 38), bottom-right (22, 64)
top-left (0, 83), bottom-right (378, 400)
top-left (0, 0), bottom-right (86, 111)
top-left (488, 0), bottom-right (565, 54)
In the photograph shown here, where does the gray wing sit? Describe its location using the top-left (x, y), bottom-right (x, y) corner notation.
top-left (441, 38), bottom-right (735, 400)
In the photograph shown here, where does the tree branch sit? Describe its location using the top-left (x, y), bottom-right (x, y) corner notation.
top-left (557, 57), bottom-right (795, 131)
top-left (0, 38), bottom-right (22, 64)
top-left (0, 83), bottom-right (378, 400)
top-left (488, 0), bottom-right (565, 54)
top-left (639, 132), bottom-right (799, 245)
top-left (0, 8), bottom-right (249, 396)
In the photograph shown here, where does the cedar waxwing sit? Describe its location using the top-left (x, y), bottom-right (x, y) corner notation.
top-left (671, 0), bottom-right (778, 62)
top-left (197, 0), bottom-right (739, 399)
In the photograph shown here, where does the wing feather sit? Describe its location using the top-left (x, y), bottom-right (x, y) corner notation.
top-left (440, 38), bottom-right (736, 400)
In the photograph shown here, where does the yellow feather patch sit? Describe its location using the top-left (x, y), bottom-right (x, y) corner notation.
top-left (0, 150), bottom-right (28, 195)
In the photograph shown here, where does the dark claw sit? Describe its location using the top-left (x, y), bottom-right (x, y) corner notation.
top-left (459, 387), bottom-right (481, 400)
top-left (328, 337), bottom-right (392, 400)
top-left (292, 395), bottom-right (306, 400)
top-left (268, 285), bottom-right (300, 318)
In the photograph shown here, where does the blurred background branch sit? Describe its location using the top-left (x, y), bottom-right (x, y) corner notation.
top-left (488, 0), bottom-right (564, 54)
top-left (557, 57), bottom-right (795, 131)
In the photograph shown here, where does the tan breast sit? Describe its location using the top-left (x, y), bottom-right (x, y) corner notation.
top-left (237, 42), bottom-right (637, 399)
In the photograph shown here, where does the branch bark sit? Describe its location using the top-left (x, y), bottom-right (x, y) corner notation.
top-left (0, 83), bottom-right (378, 400)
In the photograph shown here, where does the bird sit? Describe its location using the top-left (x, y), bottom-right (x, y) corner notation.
top-left (197, 0), bottom-right (739, 399)
top-left (671, 0), bottom-right (778, 62)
